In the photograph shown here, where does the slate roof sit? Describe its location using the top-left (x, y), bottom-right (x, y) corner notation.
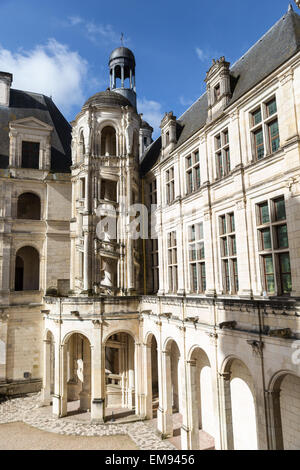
top-left (140, 7), bottom-right (300, 176)
top-left (0, 89), bottom-right (71, 172)
top-left (83, 90), bottom-right (133, 109)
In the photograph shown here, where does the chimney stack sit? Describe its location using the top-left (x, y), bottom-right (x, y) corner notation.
top-left (0, 72), bottom-right (13, 107)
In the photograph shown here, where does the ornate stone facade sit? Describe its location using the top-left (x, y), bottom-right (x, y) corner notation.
top-left (0, 8), bottom-right (300, 451)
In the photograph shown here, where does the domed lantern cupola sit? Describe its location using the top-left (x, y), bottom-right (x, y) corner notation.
top-left (109, 46), bottom-right (136, 108)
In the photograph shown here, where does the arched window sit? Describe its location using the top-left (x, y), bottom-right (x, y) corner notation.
top-left (101, 126), bottom-right (116, 156)
top-left (15, 246), bottom-right (40, 291)
top-left (17, 193), bottom-right (41, 220)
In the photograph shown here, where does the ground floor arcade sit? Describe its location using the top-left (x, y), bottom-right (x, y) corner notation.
top-left (41, 301), bottom-right (300, 451)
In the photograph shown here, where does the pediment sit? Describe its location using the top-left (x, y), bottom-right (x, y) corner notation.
top-left (9, 116), bottom-right (53, 132)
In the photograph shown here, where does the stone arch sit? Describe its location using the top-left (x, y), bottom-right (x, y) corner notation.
top-left (220, 355), bottom-right (258, 450)
top-left (62, 330), bottom-right (92, 347)
top-left (144, 331), bottom-right (159, 419)
top-left (101, 126), bottom-right (117, 156)
top-left (15, 245), bottom-right (39, 291)
top-left (103, 328), bottom-right (137, 345)
top-left (17, 192), bottom-right (41, 220)
top-left (65, 332), bottom-right (92, 413)
top-left (160, 337), bottom-right (182, 442)
top-left (267, 370), bottom-right (300, 450)
top-left (187, 346), bottom-right (215, 449)
top-left (104, 330), bottom-right (136, 415)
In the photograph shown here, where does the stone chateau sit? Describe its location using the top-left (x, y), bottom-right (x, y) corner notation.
top-left (0, 4), bottom-right (300, 450)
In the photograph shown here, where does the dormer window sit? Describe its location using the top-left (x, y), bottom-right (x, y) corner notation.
top-left (205, 57), bottom-right (232, 123)
top-left (214, 84), bottom-right (221, 102)
top-left (21, 141), bottom-right (40, 169)
top-left (165, 131), bottom-right (170, 147)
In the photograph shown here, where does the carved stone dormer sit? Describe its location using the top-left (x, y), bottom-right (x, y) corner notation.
top-left (160, 111), bottom-right (177, 155)
top-left (205, 57), bottom-right (232, 123)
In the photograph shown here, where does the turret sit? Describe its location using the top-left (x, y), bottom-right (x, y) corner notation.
top-left (109, 47), bottom-right (136, 108)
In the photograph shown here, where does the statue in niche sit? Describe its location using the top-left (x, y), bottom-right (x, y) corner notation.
top-left (124, 113), bottom-right (133, 155)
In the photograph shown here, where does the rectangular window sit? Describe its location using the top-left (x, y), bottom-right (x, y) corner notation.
top-left (21, 141), bottom-right (40, 169)
top-left (188, 222), bottom-right (206, 293)
top-left (166, 167), bottom-right (175, 204)
top-left (149, 179), bottom-right (157, 205)
top-left (186, 150), bottom-right (201, 194)
top-left (150, 238), bottom-right (159, 293)
top-left (250, 97), bottom-right (280, 161)
top-left (219, 212), bottom-right (238, 294)
top-left (168, 231), bottom-right (177, 293)
top-left (215, 129), bottom-right (230, 179)
top-left (256, 196), bottom-right (291, 295)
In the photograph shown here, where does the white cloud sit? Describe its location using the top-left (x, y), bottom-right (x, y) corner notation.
top-left (195, 47), bottom-right (207, 61)
top-left (0, 39), bottom-right (91, 115)
top-left (137, 98), bottom-right (163, 138)
top-left (67, 16), bottom-right (122, 46)
top-left (68, 16), bottom-right (83, 26)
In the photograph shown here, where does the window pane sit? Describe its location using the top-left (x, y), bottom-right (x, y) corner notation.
top-left (279, 252), bottom-right (290, 273)
top-left (195, 166), bottom-right (201, 189)
top-left (233, 259), bottom-right (238, 292)
top-left (266, 275), bottom-right (275, 293)
top-left (230, 235), bottom-right (236, 255)
top-left (259, 202), bottom-right (270, 224)
top-left (223, 260), bottom-right (230, 292)
top-left (201, 264), bottom-right (206, 291)
top-left (197, 242), bottom-right (205, 259)
top-left (21, 141), bottom-right (40, 169)
top-left (253, 108), bottom-right (262, 126)
top-left (264, 255), bottom-right (274, 274)
top-left (229, 213), bottom-right (235, 232)
top-left (263, 255), bottom-right (275, 293)
top-left (189, 225), bottom-right (195, 242)
top-left (187, 171), bottom-right (193, 193)
top-left (216, 152), bottom-right (223, 178)
top-left (190, 244), bottom-right (196, 261)
top-left (254, 128), bottom-right (264, 159)
top-left (274, 197), bottom-right (286, 221)
top-left (186, 156), bottom-right (192, 168)
top-left (221, 237), bottom-right (228, 256)
top-left (215, 135), bottom-right (221, 150)
top-left (279, 253), bottom-right (292, 293)
top-left (267, 99), bottom-right (277, 117)
top-left (223, 130), bottom-right (229, 145)
top-left (276, 224), bottom-right (288, 249)
top-left (269, 120), bottom-right (279, 153)
top-left (225, 148), bottom-right (230, 173)
top-left (261, 228), bottom-right (272, 250)
top-left (194, 151), bottom-right (199, 163)
top-left (220, 215), bottom-right (226, 234)
top-left (191, 264), bottom-right (197, 292)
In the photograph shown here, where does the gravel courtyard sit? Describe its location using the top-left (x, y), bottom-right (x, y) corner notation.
top-left (0, 393), bottom-right (175, 451)
top-left (0, 421), bottom-right (137, 450)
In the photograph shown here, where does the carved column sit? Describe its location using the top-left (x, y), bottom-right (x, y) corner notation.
top-left (265, 389), bottom-right (283, 450)
top-left (79, 339), bottom-right (91, 411)
top-left (157, 349), bottom-right (173, 437)
top-left (41, 338), bottom-right (51, 405)
top-left (218, 371), bottom-right (234, 449)
top-left (185, 360), bottom-right (200, 450)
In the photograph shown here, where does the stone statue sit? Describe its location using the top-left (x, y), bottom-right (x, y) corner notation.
top-left (125, 113), bottom-right (133, 155)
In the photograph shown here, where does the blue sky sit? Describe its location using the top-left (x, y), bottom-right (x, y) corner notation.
top-left (0, 0), bottom-right (295, 136)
